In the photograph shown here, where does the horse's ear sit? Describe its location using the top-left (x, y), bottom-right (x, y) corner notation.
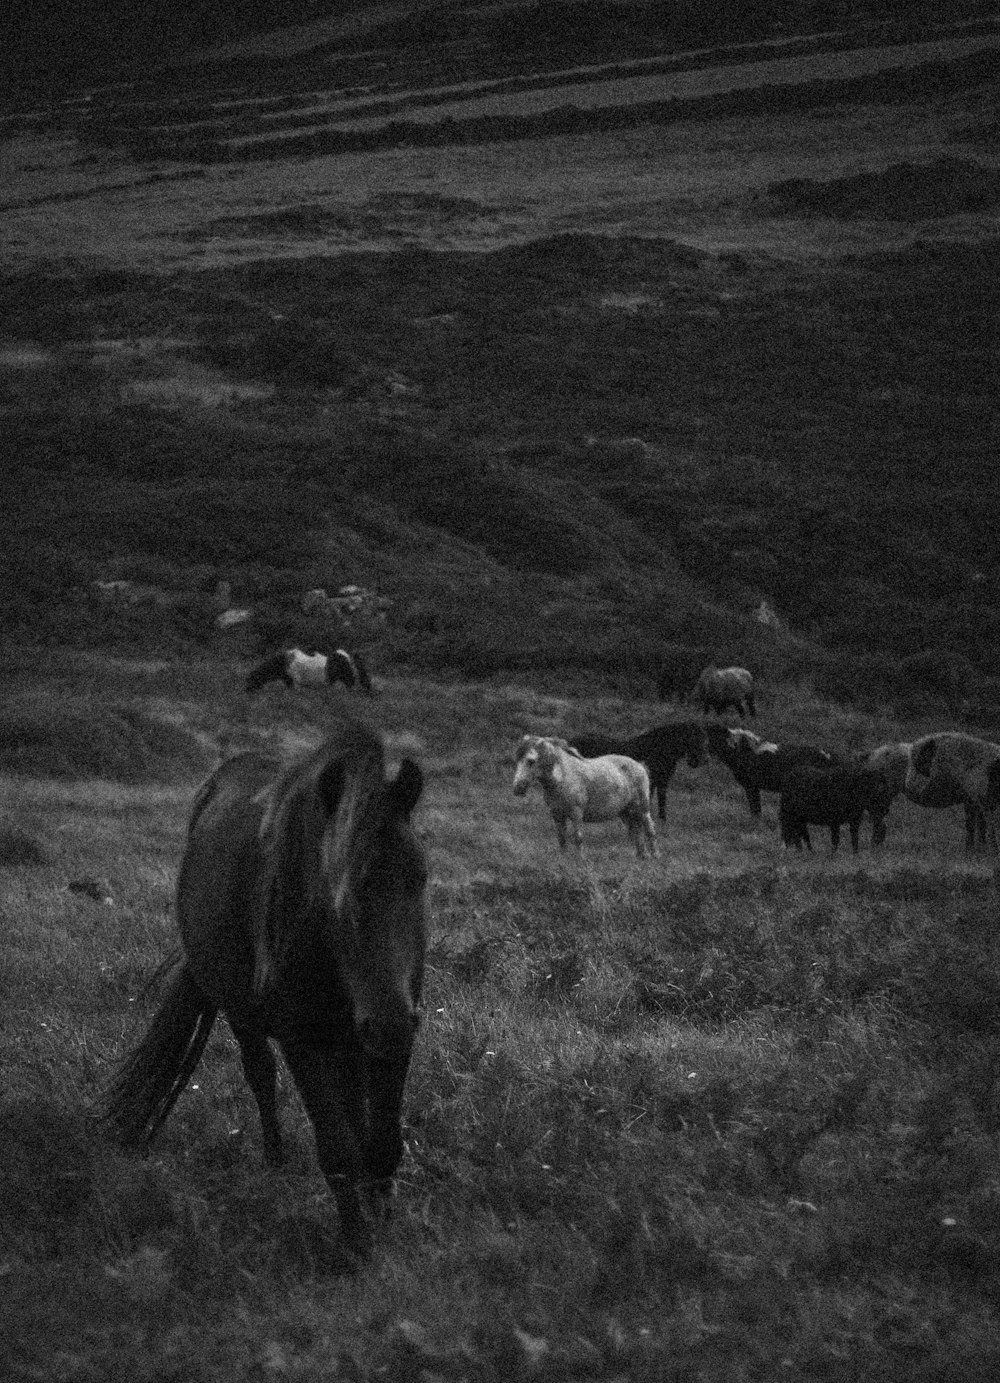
top-left (388, 758), bottom-right (423, 818)
top-left (911, 738), bottom-right (937, 778)
top-left (316, 760), bottom-right (346, 816)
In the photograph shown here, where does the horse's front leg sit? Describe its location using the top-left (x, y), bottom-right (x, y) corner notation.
top-left (984, 804), bottom-right (1000, 857)
top-left (278, 1038), bottom-right (370, 1255)
top-left (362, 1030), bottom-right (417, 1220)
top-left (965, 802), bottom-right (988, 854)
top-left (553, 812), bottom-right (569, 848)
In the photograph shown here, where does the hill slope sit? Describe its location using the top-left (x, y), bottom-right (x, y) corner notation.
top-left (2, 5), bottom-right (998, 692)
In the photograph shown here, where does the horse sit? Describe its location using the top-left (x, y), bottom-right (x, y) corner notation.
top-left (245, 647), bottom-right (373, 696)
top-left (567, 721), bottom-right (705, 821)
top-left (863, 740), bottom-right (990, 853)
top-left (905, 732), bottom-right (1000, 855)
top-left (692, 665), bottom-right (756, 718)
top-left (102, 717), bottom-right (428, 1258)
top-left (512, 735), bottom-right (657, 857)
top-left (778, 762), bottom-right (894, 854)
top-left (706, 725), bottom-right (844, 818)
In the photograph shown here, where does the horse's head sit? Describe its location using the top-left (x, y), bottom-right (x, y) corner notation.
top-left (513, 736), bottom-right (554, 794)
top-left (729, 727), bottom-right (763, 754)
top-left (329, 752), bottom-right (429, 1057)
top-left (260, 728), bottom-right (429, 1057)
top-left (703, 722), bottom-right (732, 760)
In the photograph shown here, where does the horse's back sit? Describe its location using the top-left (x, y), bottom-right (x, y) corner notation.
top-left (908, 731), bottom-right (1000, 805)
top-left (576, 752), bottom-right (651, 819)
top-left (189, 752), bottom-right (278, 829)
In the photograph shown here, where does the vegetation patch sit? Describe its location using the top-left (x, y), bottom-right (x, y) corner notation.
top-left (765, 157), bottom-right (1000, 220)
top-left (0, 826), bottom-right (50, 867)
top-left (0, 696), bottom-right (211, 782)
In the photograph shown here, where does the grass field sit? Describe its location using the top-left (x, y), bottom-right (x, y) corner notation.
top-left (3, 5), bottom-right (1000, 1375)
top-left (3, 657), bottom-right (1000, 1381)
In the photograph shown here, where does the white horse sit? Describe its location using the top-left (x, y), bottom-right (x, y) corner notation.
top-left (512, 736), bottom-right (657, 857)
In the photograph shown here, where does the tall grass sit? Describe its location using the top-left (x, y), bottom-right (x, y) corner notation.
top-left (3, 665), bottom-right (1000, 1380)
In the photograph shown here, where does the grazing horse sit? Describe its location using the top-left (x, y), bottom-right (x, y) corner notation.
top-left (102, 718), bottom-right (428, 1257)
top-left (246, 647), bottom-right (373, 696)
top-left (513, 735), bottom-right (657, 857)
top-left (568, 721), bottom-right (705, 821)
top-left (905, 732), bottom-right (1000, 855)
top-left (693, 665), bottom-right (756, 718)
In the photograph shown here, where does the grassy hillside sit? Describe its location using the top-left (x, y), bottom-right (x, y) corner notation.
top-left (3, 230), bottom-right (998, 693)
top-left (4, 2), bottom-right (991, 94)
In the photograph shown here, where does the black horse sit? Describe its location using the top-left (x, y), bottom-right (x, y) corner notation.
top-left (245, 647), bottom-right (373, 695)
top-left (705, 724), bottom-right (843, 817)
top-left (568, 721), bottom-right (706, 821)
top-left (102, 717), bottom-right (428, 1257)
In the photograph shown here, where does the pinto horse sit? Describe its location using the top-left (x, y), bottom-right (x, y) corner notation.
top-left (102, 717), bottom-right (428, 1257)
top-left (862, 740), bottom-right (990, 853)
top-left (513, 735), bottom-right (657, 857)
top-left (568, 721), bottom-right (705, 821)
top-left (246, 647), bottom-right (373, 696)
top-left (905, 731), bottom-right (1000, 856)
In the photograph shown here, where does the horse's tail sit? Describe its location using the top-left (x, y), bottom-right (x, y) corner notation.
top-left (102, 961), bottom-right (217, 1150)
top-left (351, 650), bottom-right (374, 695)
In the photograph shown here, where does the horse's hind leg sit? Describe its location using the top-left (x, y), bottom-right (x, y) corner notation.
top-left (643, 813), bottom-right (658, 858)
top-left (231, 1024), bottom-right (282, 1165)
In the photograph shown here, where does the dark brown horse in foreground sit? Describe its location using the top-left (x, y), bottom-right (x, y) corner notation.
top-left (103, 717), bottom-right (428, 1258)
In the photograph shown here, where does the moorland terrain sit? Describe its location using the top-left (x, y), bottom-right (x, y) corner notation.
top-left (3, 2), bottom-right (1000, 1379)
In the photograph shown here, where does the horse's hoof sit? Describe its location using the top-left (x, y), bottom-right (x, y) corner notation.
top-left (363, 1178), bottom-right (397, 1222)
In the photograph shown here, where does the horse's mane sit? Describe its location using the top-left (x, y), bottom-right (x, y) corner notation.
top-left (253, 721), bottom-right (391, 996)
top-left (543, 736), bottom-right (583, 758)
